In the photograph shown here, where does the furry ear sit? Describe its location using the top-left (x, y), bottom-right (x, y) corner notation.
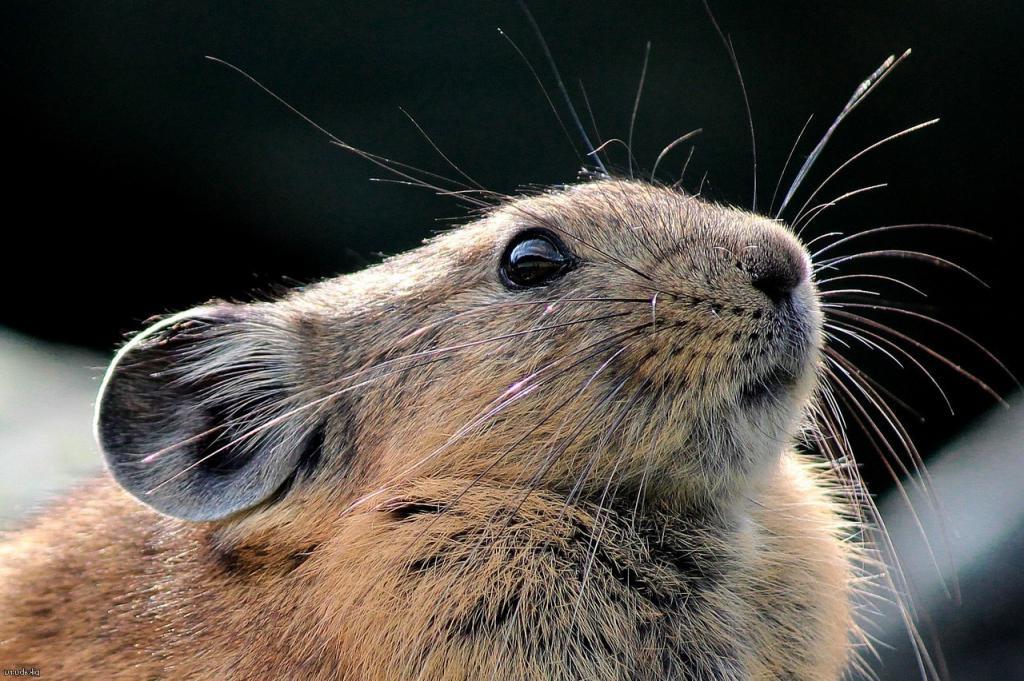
top-left (95, 303), bottom-right (313, 521)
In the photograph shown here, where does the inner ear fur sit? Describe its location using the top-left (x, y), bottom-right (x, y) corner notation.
top-left (95, 303), bottom-right (314, 521)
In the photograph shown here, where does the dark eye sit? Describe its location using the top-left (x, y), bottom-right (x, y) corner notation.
top-left (500, 230), bottom-right (576, 288)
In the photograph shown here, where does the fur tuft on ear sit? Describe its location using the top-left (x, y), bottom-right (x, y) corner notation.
top-left (95, 303), bottom-right (314, 521)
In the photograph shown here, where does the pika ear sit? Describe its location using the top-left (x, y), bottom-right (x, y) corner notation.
top-left (95, 303), bottom-right (312, 521)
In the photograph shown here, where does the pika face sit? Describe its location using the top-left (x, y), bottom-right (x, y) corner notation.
top-left (97, 179), bottom-right (820, 522)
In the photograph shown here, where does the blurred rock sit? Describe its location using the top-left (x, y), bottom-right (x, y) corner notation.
top-left (869, 397), bottom-right (1024, 681)
top-left (0, 328), bottom-right (105, 524)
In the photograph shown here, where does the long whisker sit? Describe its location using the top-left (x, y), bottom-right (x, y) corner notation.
top-left (671, 145), bottom-right (698, 190)
top-left (577, 79), bottom-right (607, 169)
top-left (813, 223), bottom-right (990, 260)
top-left (791, 118), bottom-right (939, 227)
top-left (398, 106), bottom-right (487, 191)
top-left (826, 318), bottom-right (951, 414)
top-left (803, 230), bottom-right (844, 251)
top-left (816, 249), bottom-right (988, 288)
top-left (777, 49), bottom-right (912, 217)
top-left (825, 358), bottom-right (957, 603)
top-left (822, 370), bottom-right (943, 681)
top-left (703, 0), bottom-right (758, 211)
top-left (768, 114), bottom-right (814, 217)
top-left (627, 41), bottom-right (652, 180)
top-left (828, 303), bottom-right (1018, 388)
top-left (818, 274), bottom-right (927, 298)
top-left (825, 350), bottom-right (930, 497)
top-left (827, 308), bottom-right (1009, 402)
top-left (205, 56), bottom-right (497, 209)
top-left (496, 27), bottom-right (587, 171)
top-left (794, 183), bottom-right (888, 236)
top-left (650, 128), bottom-right (703, 184)
top-left (515, 1), bottom-right (607, 174)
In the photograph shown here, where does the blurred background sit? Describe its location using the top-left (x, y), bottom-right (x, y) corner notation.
top-left (1, 1), bottom-right (1021, 678)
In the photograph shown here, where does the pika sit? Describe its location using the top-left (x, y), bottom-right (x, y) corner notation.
top-left (0, 178), bottom-right (859, 679)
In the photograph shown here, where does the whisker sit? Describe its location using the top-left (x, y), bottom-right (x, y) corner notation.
top-left (813, 223), bottom-right (990, 260)
top-left (577, 79), bottom-right (607, 170)
top-left (821, 288), bottom-right (880, 299)
top-left (514, 1), bottom-right (607, 174)
top-left (398, 106), bottom-right (487, 191)
top-left (829, 303), bottom-right (1018, 388)
top-left (794, 183), bottom-right (888, 236)
top-left (816, 249), bottom-right (988, 288)
top-left (650, 128), bottom-right (703, 184)
top-left (791, 118), bottom-right (939, 227)
top-left (818, 273), bottom-right (927, 299)
top-left (703, 0), bottom-right (758, 211)
top-left (827, 308), bottom-right (1008, 403)
top-left (768, 113), bottom-right (814, 217)
top-left (825, 360), bottom-right (957, 604)
top-left (826, 318), bottom-right (950, 415)
top-left (671, 145), bottom-right (698, 190)
top-left (627, 41), bottom-right (652, 180)
top-left (802, 230), bottom-right (844, 251)
top-left (777, 49), bottom-right (912, 217)
top-left (825, 321), bottom-right (903, 368)
top-left (204, 57), bottom-right (498, 209)
top-left (496, 27), bottom-right (588, 171)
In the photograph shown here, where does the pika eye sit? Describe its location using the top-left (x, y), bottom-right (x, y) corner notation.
top-left (500, 229), bottom-right (576, 289)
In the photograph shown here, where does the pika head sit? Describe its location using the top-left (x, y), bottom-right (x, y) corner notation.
top-left (96, 179), bottom-right (821, 522)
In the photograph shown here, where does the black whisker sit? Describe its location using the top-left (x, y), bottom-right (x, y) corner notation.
top-left (818, 273), bottom-right (927, 299)
top-left (826, 319), bottom-right (949, 415)
top-left (577, 79), bottom-right (607, 170)
top-left (827, 308), bottom-right (1009, 402)
top-left (829, 303), bottom-right (1018, 389)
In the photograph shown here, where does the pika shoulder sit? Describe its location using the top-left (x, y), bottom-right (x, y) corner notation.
top-left (1, 180), bottom-right (857, 679)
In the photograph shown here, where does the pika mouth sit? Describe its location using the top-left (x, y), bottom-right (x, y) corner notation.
top-left (737, 312), bottom-right (815, 408)
top-left (736, 289), bottom-right (818, 408)
top-left (737, 361), bottom-right (801, 407)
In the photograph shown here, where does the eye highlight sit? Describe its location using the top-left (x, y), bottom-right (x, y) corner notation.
top-left (500, 229), bottom-right (576, 289)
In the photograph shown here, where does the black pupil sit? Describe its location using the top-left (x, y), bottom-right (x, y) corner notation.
top-left (506, 237), bottom-right (568, 286)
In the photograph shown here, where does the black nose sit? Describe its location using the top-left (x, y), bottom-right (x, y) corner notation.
top-left (747, 242), bottom-right (808, 304)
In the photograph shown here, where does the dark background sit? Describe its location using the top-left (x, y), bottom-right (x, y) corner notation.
top-left (3, 0), bottom-right (1021, 491)
top-left (1, 1), bottom-right (1022, 677)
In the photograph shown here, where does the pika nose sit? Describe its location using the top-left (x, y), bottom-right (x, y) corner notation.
top-left (745, 236), bottom-right (809, 304)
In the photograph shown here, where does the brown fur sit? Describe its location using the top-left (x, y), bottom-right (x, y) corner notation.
top-left (1, 181), bottom-right (855, 679)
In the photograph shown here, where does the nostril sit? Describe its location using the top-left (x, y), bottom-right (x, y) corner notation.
top-left (748, 246), bottom-right (808, 305)
top-left (751, 269), bottom-right (799, 304)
